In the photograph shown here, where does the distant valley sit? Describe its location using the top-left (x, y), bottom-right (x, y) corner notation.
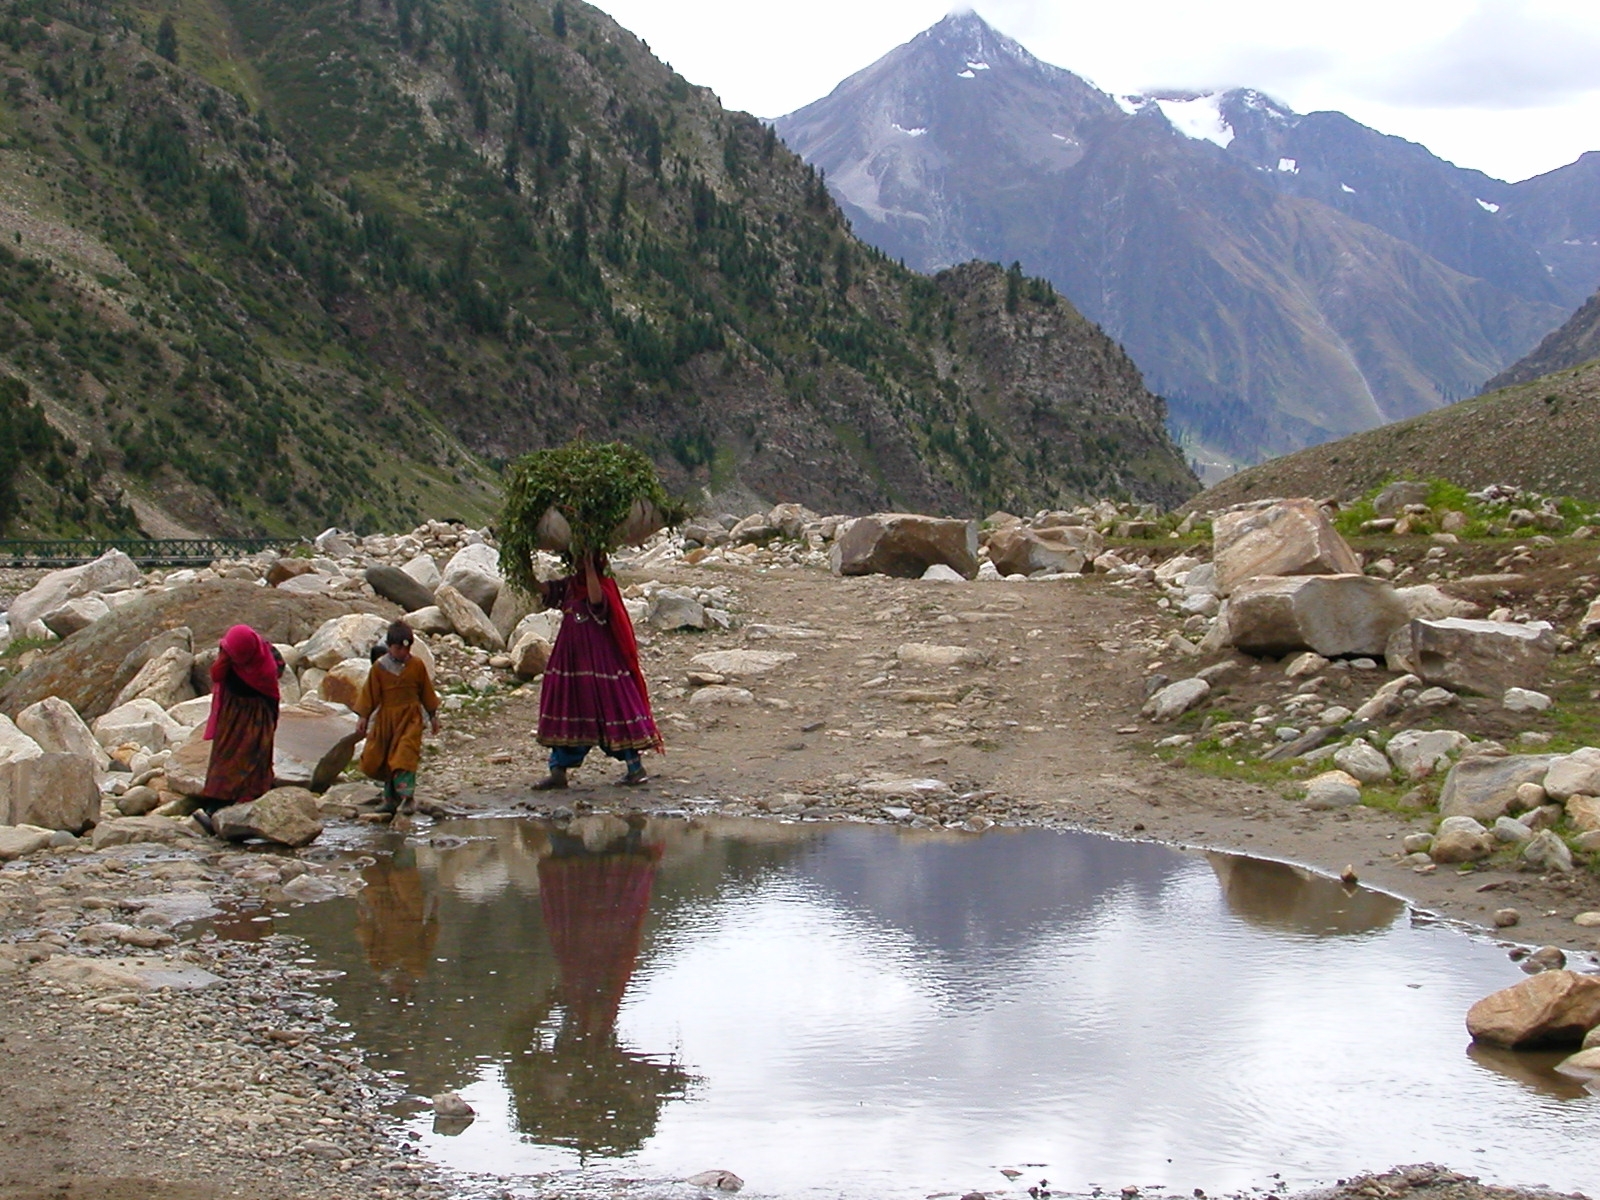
top-left (776, 12), bottom-right (1600, 476)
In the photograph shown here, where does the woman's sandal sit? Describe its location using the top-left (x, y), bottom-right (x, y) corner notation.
top-left (620, 766), bottom-right (648, 786)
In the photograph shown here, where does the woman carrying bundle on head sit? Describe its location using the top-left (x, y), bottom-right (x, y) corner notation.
top-left (532, 551), bottom-right (661, 790)
top-left (197, 624), bottom-right (285, 833)
top-left (355, 621), bottom-right (442, 815)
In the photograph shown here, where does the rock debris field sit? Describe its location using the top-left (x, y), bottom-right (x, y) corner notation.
top-left (2, 491), bottom-right (1599, 1200)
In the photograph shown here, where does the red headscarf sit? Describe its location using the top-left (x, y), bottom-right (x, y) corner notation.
top-left (205, 624), bottom-right (281, 738)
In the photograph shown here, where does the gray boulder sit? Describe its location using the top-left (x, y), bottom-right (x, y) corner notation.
top-left (1213, 499), bottom-right (1361, 596)
top-left (441, 544), bottom-right (502, 613)
top-left (435, 584), bottom-right (506, 652)
top-left (42, 594), bottom-right (111, 639)
top-left (15, 697), bottom-right (110, 772)
top-left (1385, 729), bottom-right (1469, 779)
top-left (6, 550), bottom-right (141, 633)
top-left (213, 786), bottom-right (323, 847)
top-left (1333, 740), bottom-right (1392, 784)
top-left (1541, 747), bottom-right (1600, 802)
top-left (0, 752), bottom-right (99, 832)
top-left (1431, 816), bottom-right (1495, 863)
top-left (831, 514), bottom-right (979, 580)
top-left (1227, 574), bottom-right (1408, 658)
top-left (987, 527), bottom-right (1088, 577)
top-left (1411, 618), bottom-right (1556, 696)
top-left (648, 591), bottom-right (709, 631)
top-left (1439, 755), bottom-right (1557, 823)
top-left (1522, 829), bottom-right (1574, 873)
top-left (1142, 678), bottom-right (1210, 721)
top-left (365, 565), bottom-right (435, 613)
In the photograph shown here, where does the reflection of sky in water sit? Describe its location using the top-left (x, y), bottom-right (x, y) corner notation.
top-left (280, 821), bottom-right (1599, 1200)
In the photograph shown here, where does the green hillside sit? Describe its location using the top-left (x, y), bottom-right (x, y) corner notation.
top-left (0, 0), bottom-right (1196, 536)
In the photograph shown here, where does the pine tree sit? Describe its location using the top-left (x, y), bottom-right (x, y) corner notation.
top-left (155, 15), bottom-right (178, 64)
top-left (552, 1), bottom-right (566, 38)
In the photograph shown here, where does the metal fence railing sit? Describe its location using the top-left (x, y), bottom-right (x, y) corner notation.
top-left (0, 537), bottom-right (300, 568)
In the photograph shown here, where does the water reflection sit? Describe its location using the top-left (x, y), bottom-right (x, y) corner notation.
top-left (1207, 853), bottom-right (1406, 937)
top-left (505, 815), bottom-right (693, 1157)
top-left (356, 845), bottom-right (439, 997)
top-left (271, 818), bottom-right (1599, 1200)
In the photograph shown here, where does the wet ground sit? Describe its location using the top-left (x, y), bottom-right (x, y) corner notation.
top-left (239, 814), bottom-right (1600, 1200)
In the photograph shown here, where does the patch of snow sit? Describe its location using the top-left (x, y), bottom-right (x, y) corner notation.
top-left (956, 69), bottom-right (976, 79)
top-left (1340, 183), bottom-right (1356, 193)
top-left (1277, 157), bottom-right (1299, 174)
top-left (966, 60), bottom-right (990, 71)
top-left (1154, 93), bottom-right (1234, 149)
top-left (1476, 198), bottom-right (1500, 213)
top-left (891, 123), bottom-right (928, 137)
top-left (1114, 94), bottom-right (1146, 116)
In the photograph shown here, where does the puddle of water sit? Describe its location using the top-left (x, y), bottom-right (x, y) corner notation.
top-left (271, 817), bottom-right (1599, 1200)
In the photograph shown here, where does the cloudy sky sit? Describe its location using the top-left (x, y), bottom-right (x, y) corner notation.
top-left (587, 0), bottom-right (1600, 183)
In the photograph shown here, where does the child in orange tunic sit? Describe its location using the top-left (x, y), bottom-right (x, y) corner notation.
top-left (354, 622), bottom-right (442, 814)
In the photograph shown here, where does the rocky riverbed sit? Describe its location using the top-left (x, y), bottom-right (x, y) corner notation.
top-left (3, 496), bottom-right (1600, 1200)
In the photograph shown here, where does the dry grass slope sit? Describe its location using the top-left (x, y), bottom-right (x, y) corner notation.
top-left (1190, 356), bottom-right (1600, 510)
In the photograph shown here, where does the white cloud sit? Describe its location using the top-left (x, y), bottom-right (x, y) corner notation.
top-left (587, 0), bottom-right (1600, 182)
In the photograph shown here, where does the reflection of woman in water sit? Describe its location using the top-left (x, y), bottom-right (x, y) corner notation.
top-left (355, 845), bottom-right (439, 997)
top-left (504, 815), bottom-right (691, 1158)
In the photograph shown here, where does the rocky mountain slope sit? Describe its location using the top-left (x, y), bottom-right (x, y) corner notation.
top-left (1485, 286), bottom-right (1600, 391)
top-left (0, 0), bottom-right (1195, 537)
top-left (1187, 356), bottom-right (1600, 510)
top-left (776, 13), bottom-right (1598, 472)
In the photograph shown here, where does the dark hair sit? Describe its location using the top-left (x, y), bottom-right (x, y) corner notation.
top-left (385, 621), bottom-right (414, 646)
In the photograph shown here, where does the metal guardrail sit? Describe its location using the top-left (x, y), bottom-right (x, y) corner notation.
top-left (0, 537), bottom-right (300, 567)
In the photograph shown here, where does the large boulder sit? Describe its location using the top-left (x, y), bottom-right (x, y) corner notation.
top-left (1410, 618), bottom-right (1556, 696)
top-left (213, 786), bottom-right (322, 848)
top-left (510, 632), bottom-right (552, 680)
top-left (489, 585), bottom-right (536, 643)
top-left (1539, 747), bottom-right (1600, 802)
top-left (1467, 971), bottom-right (1600, 1049)
top-left (1384, 729), bottom-right (1470, 779)
top-left (0, 752), bottom-right (98, 831)
top-left (41, 594), bottom-right (111, 639)
top-left (440, 544), bottom-right (502, 613)
top-left (435, 584), bottom-right (506, 652)
top-left (400, 554), bottom-right (442, 590)
top-left (0, 715), bottom-right (44, 766)
top-left (319, 658), bottom-right (371, 708)
top-left (987, 528), bottom-right (1088, 577)
top-left (15, 697), bottom-right (110, 772)
top-left (1438, 754), bottom-right (1557, 823)
top-left (831, 514), bottom-right (979, 580)
top-left (300, 613), bottom-right (391, 671)
top-left (273, 701), bottom-right (361, 792)
top-left (6, 550), bottom-right (142, 634)
top-left (93, 699), bottom-right (186, 753)
top-left (1212, 499), bottom-right (1361, 596)
top-left (1226, 575), bottom-right (1408, 658)
top-left (0, 582), bottom-right (390, 721)
top-left (114, 644), bottom-right (196, 709)
top-left (365, 565), bottom-right (435, 613)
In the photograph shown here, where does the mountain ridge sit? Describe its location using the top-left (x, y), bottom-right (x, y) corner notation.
top-left (0, 0), bottom-right (1196, 536)
top-left (775, 11), bottom-right (1597, 473)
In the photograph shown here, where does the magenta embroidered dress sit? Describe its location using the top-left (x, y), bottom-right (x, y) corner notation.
top-left (536, 578), bottom-right (659, 753)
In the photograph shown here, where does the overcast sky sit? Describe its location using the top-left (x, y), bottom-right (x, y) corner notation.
top-left (587, 0), bottom-right (1600, 184)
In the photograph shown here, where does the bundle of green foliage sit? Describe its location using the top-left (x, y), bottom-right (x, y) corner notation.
top-left (499, 440), bottom-right (677, 587)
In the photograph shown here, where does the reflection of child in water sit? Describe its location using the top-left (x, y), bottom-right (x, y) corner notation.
top-left (355, 845), bottom-right (439, 997)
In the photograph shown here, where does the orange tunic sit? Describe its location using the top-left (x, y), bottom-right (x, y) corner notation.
top-left (355, 657), bottom-right (440, 779)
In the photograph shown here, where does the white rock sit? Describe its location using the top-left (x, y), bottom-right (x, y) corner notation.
top-left (114, 644), bottom-right (196, 709)
top-left (896, 643), bottom-right (982, 668)
top-left (1543, 747), bottom-right (1600, 802)
top-left (300, 614), bottom-right (390, 670)
top-left (400, 553), bottom-right (442, 590)
top-left (15, 697), bottom-right (110, 772)
top-left (1212, 499), bottom-right (1361, 595)
top-left (920, 563), bottom-right (967, 582)
top-left (41, 594), bottom-right (111, 639)
top-left (1142, 678), bottom-right (1210, 721)
top-left (1304, 770), bottom-right (1362, 809)
top-left (441, 543), bottom-right (502, 612)
top-left (92, 700), bottom-right (185, 753)
top-left (0, 715), bottom-right (46, 767)
top-left (1410, 618), bottom-right (1557, 697)
top-left (6, 550), bottom-right (141, 632)
top-left (859, 778), bottom-right (953, 798)
top-left (1385, 729), bottom-right (1469, 779)
top-left (1493, 816), bottom-right (1534, 843)
top-left (1333, 740), bottom-right (1392, 784)
top-left (690, 650), bottom-right (798, 678)
top-left (1522, 829), bottom-right (1574, 872)
top-left (1503, 687), bottom-right (1553, 713)
top-left (1228, 574), bottom-right (1408, 658)
top-left (1284, 652), bottom-right (1328, 678)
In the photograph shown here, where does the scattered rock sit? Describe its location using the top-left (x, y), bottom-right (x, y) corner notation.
top-left (1385, 729), bottom-right (1469, 780)
top-left (1430, 816), bottom-right (1494, 864)
top-left (690, 650), bottom-right (799, 678)
top-left (1438, 755), bottom-right (1556, 823)
top-left (1141, 678), bottom-right (1210, 721)
top-left (1466, 970), bottom-right (1600, 1048)
top-left (896, 643), bottom-right (983, 668)
top-left (1227, 574), bottom-right (1408, 658)
top-left (1333, 740), bottom-right (1391, 785)
top-left (831, 514), bottom-right (979, 580)
top-left (1212, 498), bottom-right (1361, 596)
top-left (1410, 618), bottom-right (1557, 697)
top-left (1521, 829), bottom-right (1574, 872)
top-left (1503, 687), bottom-right (1552, 713)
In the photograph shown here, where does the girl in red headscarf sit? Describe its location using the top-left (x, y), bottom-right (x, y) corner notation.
top-left (196, 624), bottom-right (284, 832)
